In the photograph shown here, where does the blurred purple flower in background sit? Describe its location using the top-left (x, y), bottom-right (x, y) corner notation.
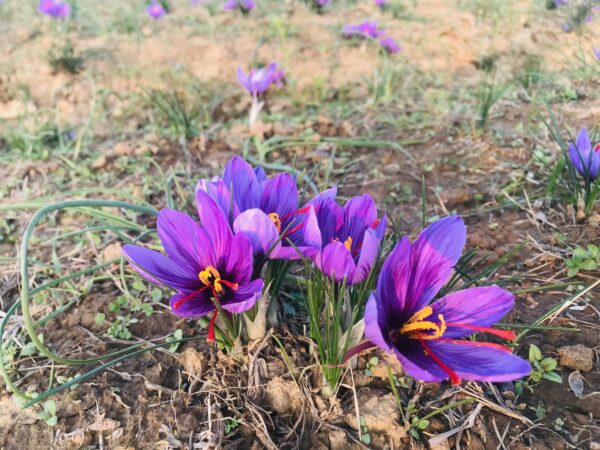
top-left (594, 47), bottom-right (600, 61)
top-left (224, 0), bottom-right (255, 12)
top-left (554, 0), bottom-right (567, 6)
top-left (342, 20), bottom-right (382, 39)
top-left (38, 0), bottom-right (71, 18)
top-left (237, 63), bottom-right (285, 96)
top-left (237, 62), bottom-right (284, 125)
top-left (146, 1), bottom-right (166, 20)
top-left (363, 216), bottom-right (531, 384)
top-left (343, 20), bottom-right (400, 54)
top-left (375, 0), bottom-right (388, 6)
top-left (569, 128), bottom-right (600, 182)
top-left (379, 36), bottom-right (401, 54)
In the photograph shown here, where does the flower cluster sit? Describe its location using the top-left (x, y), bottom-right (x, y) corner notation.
top-left (342, 20), bottom-right (401, 54)
top-left (124, 156), bottom-right (531, 386)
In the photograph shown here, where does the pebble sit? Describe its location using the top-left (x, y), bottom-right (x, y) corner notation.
top-left (557, 345), bottom-right (594, 372)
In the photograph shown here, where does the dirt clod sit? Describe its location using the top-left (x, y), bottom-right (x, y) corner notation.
top-left (263, 376), bottom-right (303, 415)
top-left (345, 391), bottom-right (406, 447)
top-left (557, 345), bottom-right (594, 372)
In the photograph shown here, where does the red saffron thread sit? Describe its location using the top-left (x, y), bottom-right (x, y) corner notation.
top-left (419, 339), bottom-right (461, 385)
top-left (446, 323), bottom-right (516, 340)
top-left (207, 308), bottom-right (219, 342)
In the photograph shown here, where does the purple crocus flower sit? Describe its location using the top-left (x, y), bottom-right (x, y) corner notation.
top-left (224, 0), bottom-right (255, 12)
top-left (237, 63), bottom-right (284, 97)
top-left (38, 0), bottom-right (71, 18)
top-left (594, 47), bottom-right (600, 62)
top-left (305, 189), bottom-right (387, 285)
top-left (379, 36), bottom-right (401, 54)
top-left (197, 156), bottom-right (319, 260)
top-left (375, 0), bottom-right (387, 6)
top-left (569, 128), bottom-right (600, 181)
top-left (123, 193), bottom-right (263, 341)
top-left (342, 20), bottom-right (382, 39)
top-left (146, 1), bottom-right (166, 20)
top-left (363, 216), bottom-right (531, 384)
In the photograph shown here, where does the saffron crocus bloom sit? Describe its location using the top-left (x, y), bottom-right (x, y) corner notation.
top-left (197, 156), bottom-right (319, 260)
top-left (342, 20), bottom-right (381, 39)
top-left (569, 128), bottom-right (600, 181)
top-left (224, 0), bottom-right (255, 11)
top-left (146, 1), bottom-right (166, 20)
top-left (237, 63), bottom-right (284, 97)
top-left (39, 0), bottom-right (71, 17)
top-left (363, 216), bottom-right (531, 384)
top-left (594, 47), bottom-right (600, 62)
top-left (306, 189), bottom-right (386, 284)
top-left (379, 36), bottom-right (401, 54)
top-left (123, 193), bottom-right (263, 340)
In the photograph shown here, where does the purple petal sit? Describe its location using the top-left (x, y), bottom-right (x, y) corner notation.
top-left (307, 186), bottom-right (338, 207)
top-left (313, 198), bottom-right (343, 244)
top-left (122, 245), bottom-right (198, 292)
top-left (374, 213), bottom-right (387, 240)
top-left (403, 215), bottom-right (466, 315)
top-left (196, 190), bottom-right (233, 260)
top-left (350, 229), bottom-right (379, 284)
top-left (376, 236), bottom-right (411, 327)
top-left (425, 341), bottom-right (531, 382)
top-left (197, 178), bottom-right (239, 224)
top-left (237, 66), bottom-right (251, 93)
top-left (157, 209), bottom-right (214, 271)
top-left (225, 233), bottom-right (254, 284)
top-left (260, 173), bottom-right (298, 218)
top-left (222, 279), bottom-right (264, 313)
top-left (431, 286), bottom-right (514, 338)
top-left (169, 290), bottom-right (213, 318)
top-left (223, 0), bottom-right (237, 9)
top-left (364, 293), bottom-right (392, 352)
top-left (223, 156), bottom-right (261, 212)
top-left (233, 209), bottom-right (280, 257)
top-left (342, 193), bottom-right (377, 248)
top-left (318, 241), bottom-right (356, 282)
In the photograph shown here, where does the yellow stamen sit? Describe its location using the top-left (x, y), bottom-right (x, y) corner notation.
top-left (400, 306), bottom-right (446, 340)
top-left (344, 236), bottom-right (353, 251)
top-left (268, 212), bottom-right (282, 233)
top-left (199, 266), bottom-right (220, 286)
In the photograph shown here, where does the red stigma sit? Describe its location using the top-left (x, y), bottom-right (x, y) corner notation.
top-left (207, 308), bottom-right (219, 342)
top-left (446, 323), bottom-right (516, 340)
top-left (419, 339), bottom-right (461, 385)
top-left (173, 285), bottom-right (210, 310)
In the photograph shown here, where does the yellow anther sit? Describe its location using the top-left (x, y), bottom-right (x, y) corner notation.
top-left (199, 266), bottom-right (220, 287)
top-left (268, 212), bottom-right (282, 233)
top-left (344, 236), bottom-right (353, 251)
top-left (400, 306), bottom-right (446, 340)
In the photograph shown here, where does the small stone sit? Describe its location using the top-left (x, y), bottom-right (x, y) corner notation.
top-left (92, 155), bottom-right (107, 169)
top-left (102, 242), bottom-right (122, 262)
top-left (178, 347), bottom-right (204, 376)
top-left (557, 345), bottom-right (594, 372)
